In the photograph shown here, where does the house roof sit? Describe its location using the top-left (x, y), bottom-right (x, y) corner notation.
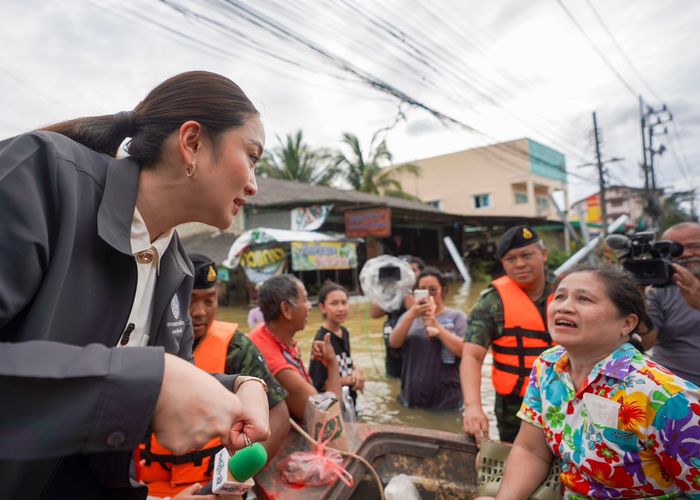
top-left (180, 177), bottom-right (562, 257)
top-left (250, 177), bottom-right (442, 213)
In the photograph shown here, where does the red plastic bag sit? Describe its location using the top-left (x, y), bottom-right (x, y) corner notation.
top-left (278, 420), bottom-right (354, 487)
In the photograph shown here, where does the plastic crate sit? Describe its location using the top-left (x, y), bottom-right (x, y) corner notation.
top-left (476, 440), bottom-right (562, 499)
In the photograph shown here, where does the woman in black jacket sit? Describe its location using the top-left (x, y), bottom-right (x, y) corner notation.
top-left (0, 71), bottom-right (269, 499)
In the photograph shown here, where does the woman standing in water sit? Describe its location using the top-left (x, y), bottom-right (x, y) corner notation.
top-left (0, 71), bottom-right (269, 499)
top-left (390, 267), bottom-right (467, 410)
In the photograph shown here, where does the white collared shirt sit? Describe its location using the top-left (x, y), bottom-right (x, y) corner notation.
top-left (116, 207), bottom-right (174, 347)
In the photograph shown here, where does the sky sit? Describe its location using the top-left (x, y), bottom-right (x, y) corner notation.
top-left (2, 0), bottom-right (698, 210)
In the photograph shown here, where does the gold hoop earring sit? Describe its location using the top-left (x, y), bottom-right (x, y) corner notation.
top-left (186, 160), bottom-right (197, 177)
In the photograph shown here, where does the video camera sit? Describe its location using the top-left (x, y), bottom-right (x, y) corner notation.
top-left (359, 256), bottom-right (415, 313)
top-left (378, 264), bottom-right (402, 283)
top-left (605, 231), bottom-right (684, 286)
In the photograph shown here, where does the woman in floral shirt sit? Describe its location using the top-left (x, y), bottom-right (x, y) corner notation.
top-left (496, 265), bottom-right (700, 499)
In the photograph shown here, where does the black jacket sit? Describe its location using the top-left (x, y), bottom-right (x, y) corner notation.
top-left (0, 132), bottom-right (229, 499)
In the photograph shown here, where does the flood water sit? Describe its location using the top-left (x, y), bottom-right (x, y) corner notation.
top-left (217, 279), bottom-right (499, 438)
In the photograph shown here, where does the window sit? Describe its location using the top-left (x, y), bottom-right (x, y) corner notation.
top-left (514, 192), bottom-right (528, 204)
top-left (473, 193), bottom-right (491, 209)
top-left (536, 196), bottom-right (549, 213)
top-left (426, 199), bottom-right (443, 210)
top-left (609, 199), bottom-right (623, 208)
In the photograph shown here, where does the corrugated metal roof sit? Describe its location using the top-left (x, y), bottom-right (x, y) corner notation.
top-left (250, 177), bottom-right (442, 213)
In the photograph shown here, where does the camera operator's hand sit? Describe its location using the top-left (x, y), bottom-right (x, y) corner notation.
top-left (672, 263), bottom-right (700, 311)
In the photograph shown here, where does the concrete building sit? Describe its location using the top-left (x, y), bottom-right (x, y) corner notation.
top-left (570, 185), bottom-right (661, 231)
top-left (390, 138), bottom-right (567, 221)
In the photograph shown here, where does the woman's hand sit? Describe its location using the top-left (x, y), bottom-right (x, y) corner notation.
top-left (152, 354), bottom-right (244, 455)
top-left (228, 378), bottom-right (271, 452)
top-left (420, 297), bottom-right (439, 336)
top-left (409, 294), bottom-right (434, 320)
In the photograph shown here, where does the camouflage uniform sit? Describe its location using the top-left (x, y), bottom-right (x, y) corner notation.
top-left (465, 273), bottom-right (554, 442)
top-left (225, 330), bottom-right (288, 408)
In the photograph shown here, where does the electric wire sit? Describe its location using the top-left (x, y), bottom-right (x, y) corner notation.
top-left (584, 0), bottom-right (662, 104)
top-left (555, 0), bottom-right (638, 98)
top-left (90, 1), bottom-right (636, 189)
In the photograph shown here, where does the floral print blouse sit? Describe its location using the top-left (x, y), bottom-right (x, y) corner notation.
top-left (518, 343), bottom-right (700, 499)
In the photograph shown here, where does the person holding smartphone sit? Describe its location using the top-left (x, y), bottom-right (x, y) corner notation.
top-left (388, 267), bottom-right (467, 410)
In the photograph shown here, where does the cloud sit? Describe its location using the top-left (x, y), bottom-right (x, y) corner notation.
top-left (1, 0), bottom-right (698, 208)
top-left (405, 118), bottom-right (442, 136)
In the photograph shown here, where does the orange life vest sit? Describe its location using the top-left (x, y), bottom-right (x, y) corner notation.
top-left (138, 320), bottom-right (238, 498)
top-left (490, 276), bottom-right (552, 398)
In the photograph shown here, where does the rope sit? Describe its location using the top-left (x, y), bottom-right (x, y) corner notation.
top-left (362, 301), bottom-right (382, 377)
top-left (288, 418), bottom-right (386, 499)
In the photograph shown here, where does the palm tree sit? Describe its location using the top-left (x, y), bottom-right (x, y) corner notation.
top-left (258, 130), bottom-right (339, 186)
top-left (333, 132), bottom-right (420, 199)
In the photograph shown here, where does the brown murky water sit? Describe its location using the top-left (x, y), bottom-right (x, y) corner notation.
top-left (217, 280), bottom-right (499, 437)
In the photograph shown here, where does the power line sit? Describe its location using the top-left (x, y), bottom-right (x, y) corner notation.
top-left (555, 0), bottom-right (638, 97)
top-left (584, 0), bottom-right (662, 103)
top-left (224, 2), bottom-right (585, 180)
top-left (106, 0), bottom-right (592, 185)
top-left (573, 0), bottom-right (695, 191)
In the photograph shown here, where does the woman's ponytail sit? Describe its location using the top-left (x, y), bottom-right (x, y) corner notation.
top-left (40, 110), bottom-right (137, 157)
top-left (38, 71), bottom-right (258, 167)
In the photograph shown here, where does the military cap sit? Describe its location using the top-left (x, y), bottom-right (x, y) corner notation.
top-left (495, 225), bottom-right (541, 259)
top-left (190, 253), bottom-right (218, 289)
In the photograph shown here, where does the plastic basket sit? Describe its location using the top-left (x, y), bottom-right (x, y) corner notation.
top-left (476, 440), bottom-right (562, 500)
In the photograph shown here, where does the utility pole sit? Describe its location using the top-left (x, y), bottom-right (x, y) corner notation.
top-left (639, 96), bottom-right (650, 226)
top-left (592, 112), bottom-right (608, 238)
top-left (644, 103), bottom-right (673, 229)
top-left (639, 96), bottom-right (649, 191)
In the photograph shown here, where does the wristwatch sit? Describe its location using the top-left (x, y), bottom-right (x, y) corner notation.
top-left (234, 375), bottom-right (269, 393)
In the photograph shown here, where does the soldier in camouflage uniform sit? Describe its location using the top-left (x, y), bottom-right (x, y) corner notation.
top-left (140, 254), bottom-right (290, 498)
top-left (187, 254), bottom-right (289, 457)
top-left (460, 226), bottom-right (554, 444)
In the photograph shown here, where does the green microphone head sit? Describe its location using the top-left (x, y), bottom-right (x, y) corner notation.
top-left (228, 442), bottom-right (268, 482)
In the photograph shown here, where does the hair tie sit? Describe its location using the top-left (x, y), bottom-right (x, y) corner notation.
top-left (113, 111), bottom-right (136, 137)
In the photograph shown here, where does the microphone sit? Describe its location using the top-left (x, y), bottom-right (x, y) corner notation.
top-left (212, 443), bottom-right (268, 495)
top-left (604, 234), bottom-right (631, 252)
top-left (228, 442), bottom-right (268, 482)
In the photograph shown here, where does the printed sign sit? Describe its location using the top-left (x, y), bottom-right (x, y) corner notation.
top-left (240, 246), bottom-right (286, 283)
top-left (291, 242), bottom-right (357, 271)
top-left (585, 194), bottom-right (602, 224)
top-left (344, 207), bottom-right (391, 238)
top-left (291, 204), bottom-right (333, 231)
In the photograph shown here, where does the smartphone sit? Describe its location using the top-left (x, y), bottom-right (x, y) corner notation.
top-left (413, 289), bottom-right (429, 303)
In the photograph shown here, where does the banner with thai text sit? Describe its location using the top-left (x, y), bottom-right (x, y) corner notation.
top-left (290, 204), bottom-right (333, 231)
top-left (344, 207), bottom-right (391, 238)
top-left (240, 246), bottom-right (287, 283)
top-left (291, 242), bottom-right (357, 271)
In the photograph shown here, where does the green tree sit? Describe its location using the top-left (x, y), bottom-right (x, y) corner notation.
top-left (661, 190), bottom-right (696, 230)
top-left (258, 130), bottom-right (338, 186)
top-left (333, 132), bottom-right (420, 199)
